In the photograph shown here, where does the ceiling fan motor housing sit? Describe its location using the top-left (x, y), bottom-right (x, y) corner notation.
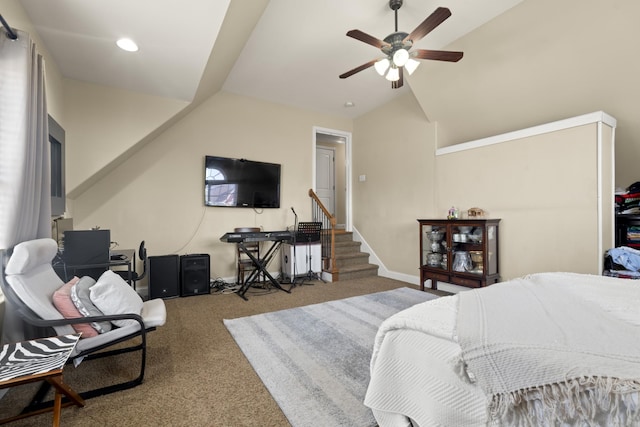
top-left (389, 0), bottom-right (403, 11)
top-left (382, 32), bottom-right (412, 57)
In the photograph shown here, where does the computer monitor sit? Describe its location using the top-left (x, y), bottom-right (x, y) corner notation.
top-left (62, 229), bottom-right (110, 266)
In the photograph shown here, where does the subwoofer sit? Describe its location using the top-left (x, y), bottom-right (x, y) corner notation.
top-left (180, 254), bottom-right (210, 297)
top-left (149, 255), bottom-right (180, 299)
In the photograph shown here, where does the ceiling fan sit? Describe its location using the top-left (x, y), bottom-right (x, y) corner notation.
top-left (339, 0), bottom-right (463, 89)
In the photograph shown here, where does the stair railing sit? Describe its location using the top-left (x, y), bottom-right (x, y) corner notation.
top-left (308, 189), bottom-right (338, 276)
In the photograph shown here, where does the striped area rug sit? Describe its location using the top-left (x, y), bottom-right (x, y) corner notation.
top-left (224, 287), bottom-right (437, 427)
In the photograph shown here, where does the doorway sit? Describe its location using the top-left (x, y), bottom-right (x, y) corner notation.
top-left (316, 146), bottom-right (336, 217)
top-left (313, 127), bottom-right (351, 230)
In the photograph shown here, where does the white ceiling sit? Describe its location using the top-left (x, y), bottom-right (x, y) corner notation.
top-left (16, 0), bottom-right (522, 119)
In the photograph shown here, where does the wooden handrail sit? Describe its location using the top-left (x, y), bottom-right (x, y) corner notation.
top-left (308, 189), bottom-right (338, 277)
top-left (308, 189), bottom-right (336, 226)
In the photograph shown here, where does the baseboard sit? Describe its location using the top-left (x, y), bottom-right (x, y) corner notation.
top-left (352, 226), bottom-right (467, 294)
top-left (351, 226), bottom-right (386, 273)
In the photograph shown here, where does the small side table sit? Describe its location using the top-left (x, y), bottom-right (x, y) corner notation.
top-left (0, 334), bottom-right (84, 426)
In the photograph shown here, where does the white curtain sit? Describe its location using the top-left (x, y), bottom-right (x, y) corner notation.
top-left (0, 29), bottom-right (51, 344)
top-left (0, 29), bottom-right (51, 247)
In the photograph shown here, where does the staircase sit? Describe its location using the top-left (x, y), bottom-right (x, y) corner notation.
top-left (328, 231), bottom-right (379, 281)
top-left (307, 188), bottom-right (378, 282)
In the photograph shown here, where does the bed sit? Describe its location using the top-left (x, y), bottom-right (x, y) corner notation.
top-left (364, 272), bottom-right (640, 426)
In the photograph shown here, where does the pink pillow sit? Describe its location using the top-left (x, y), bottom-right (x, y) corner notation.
top-left (52, 276), bottom-right (99, 338)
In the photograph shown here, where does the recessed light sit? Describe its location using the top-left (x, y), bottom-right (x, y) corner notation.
top-left (344, 101), bottom-right (355, 108)
top-left (116, 38), bottom-right (138, 52)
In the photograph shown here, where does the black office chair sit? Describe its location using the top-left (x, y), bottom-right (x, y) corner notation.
top-left (115, 241), bottom-right (148, 283)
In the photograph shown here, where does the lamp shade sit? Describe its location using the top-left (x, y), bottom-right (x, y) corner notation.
top-left (385, 66), bottom-right (400, 81)
top-left (374, 58), bottom-right (390, 76)
top-left (392, 49), bottom-right (409, 67)
top-left (116, 38), bottom-right (138, 52)
top-left (404, 58), bottom-right (420, 75)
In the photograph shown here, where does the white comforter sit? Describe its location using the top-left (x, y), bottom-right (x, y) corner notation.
top-left (364, 273), bottom-right (640, 427)
top-left (365, 294), bottom-right (489, 426)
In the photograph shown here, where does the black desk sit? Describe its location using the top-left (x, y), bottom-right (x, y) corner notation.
top-left (54, 249), bottom-right (136, 286)
top-left (109, 249), bottom-right (136, 287)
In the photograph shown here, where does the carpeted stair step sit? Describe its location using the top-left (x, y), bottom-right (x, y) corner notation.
top-left (335, 251), bottom-right (370, 268)
top-left (334, 240), bottom-right (361, 255)
top-left (332, 231), bottom-right (355, 243)
top-left (322, 230), bottom-right (379, 281)
top-left (336, 263), bottom-right (379, 281)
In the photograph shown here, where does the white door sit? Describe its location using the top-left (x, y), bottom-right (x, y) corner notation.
top-left (315, 146), bottom-right (335, 216)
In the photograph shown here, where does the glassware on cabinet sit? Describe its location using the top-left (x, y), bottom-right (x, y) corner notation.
top-left (452, 251), bottom-right (472, 272)
top-left (424, 227), bottom-right (446, 269)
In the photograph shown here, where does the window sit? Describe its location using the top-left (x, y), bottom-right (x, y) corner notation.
top-left (205, 166), bottom-right (237, 206)
top-left (49, 115), bottom-right (65, 216)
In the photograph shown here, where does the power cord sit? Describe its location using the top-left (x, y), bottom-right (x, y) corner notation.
top-left (210, 278), bottom-right (240, 294)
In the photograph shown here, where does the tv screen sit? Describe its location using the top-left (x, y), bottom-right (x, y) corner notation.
top-left (204, 156), bottom-right (281, 208)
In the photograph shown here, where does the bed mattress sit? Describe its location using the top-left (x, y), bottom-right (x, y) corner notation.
top-left (364, 281), bottom-right (640, 427)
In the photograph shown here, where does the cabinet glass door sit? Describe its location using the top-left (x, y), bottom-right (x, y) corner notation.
top-left (422, 225), bottom-right (447, 270)
top-left (486, 224), bottom-right (498, 275)
top-left (451, 224), bottom-right (484, 276)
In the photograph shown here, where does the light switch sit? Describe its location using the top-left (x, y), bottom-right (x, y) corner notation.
top-left (359, 174), bottom-right (366, 182)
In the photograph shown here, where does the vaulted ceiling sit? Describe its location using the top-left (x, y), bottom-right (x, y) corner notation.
top-left (17, 0), bottom-right (522, 118)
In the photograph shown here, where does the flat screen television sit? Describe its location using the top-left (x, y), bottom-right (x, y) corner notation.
top-left (204, 156), bottom-right (281, 208)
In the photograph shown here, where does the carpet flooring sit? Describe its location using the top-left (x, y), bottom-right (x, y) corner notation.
top-left (0, 277), bottom-right (446, 426)
top-left (224, 287), bottom-right (438, 427)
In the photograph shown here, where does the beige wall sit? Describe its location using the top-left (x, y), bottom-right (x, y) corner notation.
top-left (435, 120), bottom-right (614, 281)
top-left (3, 0), bottom-right (638, 290)
top-left (353, 93), bottom-right (436, 276)
top-left (63, 81), bottom-right (188, 195)
top-left (71, 91), bottom-right (351, 279)
top-left (408, 0), bottom-right (640, 190)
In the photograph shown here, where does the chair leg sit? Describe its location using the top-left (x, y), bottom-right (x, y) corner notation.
top-left (21, 333), bottom-right (148, 413)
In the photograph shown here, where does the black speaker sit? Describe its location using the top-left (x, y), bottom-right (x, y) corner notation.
top-left (149, 255), bottom-right (180, 299)
top-left (180, 254), bottom-right (210, 297)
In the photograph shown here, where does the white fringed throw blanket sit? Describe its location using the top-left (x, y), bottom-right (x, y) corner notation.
top-left (457, 272), bottom-right (640, 425)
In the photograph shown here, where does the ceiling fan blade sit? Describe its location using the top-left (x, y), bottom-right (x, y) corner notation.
top-left (339, 59), bottom-right (378, 79)
top-left (403, 7), bottom-right (451, 43)
top-left (414, 49), bottom-right (463, 62)
top-left (392, 67), bottom-right (404, 89)
top-left (346, 29), bottom-right (390, 49)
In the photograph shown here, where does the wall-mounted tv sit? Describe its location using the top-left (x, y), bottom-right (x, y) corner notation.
top-left (204, 156), bottom-right (281, 208)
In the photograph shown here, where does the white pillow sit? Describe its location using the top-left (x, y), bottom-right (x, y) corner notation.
top-left (90, 270), bottom-right (144, 328)
top-left (70, 276), bottom-right (112, 334)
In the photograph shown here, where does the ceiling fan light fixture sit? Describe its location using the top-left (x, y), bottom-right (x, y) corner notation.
top-left (404, 58), bottom-right (420, 75)
top-left (385, 66), bottom-right (400, 82)
top-left (339, 4), bottom-right (462, 90)
top-left (392, 48), bottom-right (409, 67)
top-left (374, 58), bottom-right (390, 76)
top-left (116, 38), bottom-right (138, 52)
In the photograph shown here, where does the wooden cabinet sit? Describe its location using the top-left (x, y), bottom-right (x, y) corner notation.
top-left (418, 219), bottom-right (500, 291)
